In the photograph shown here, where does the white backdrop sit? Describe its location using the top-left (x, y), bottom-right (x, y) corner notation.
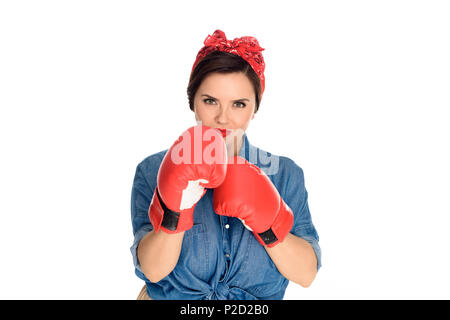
top-left (1, 0), bottom-right (449, 299)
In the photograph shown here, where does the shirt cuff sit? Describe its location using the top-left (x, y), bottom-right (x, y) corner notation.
top-left (299, 235), bottom-right (322, 272)
top-left (130, 224), bottom-right (153, 274)
top-left (293, 224), bottom-right (322, 272)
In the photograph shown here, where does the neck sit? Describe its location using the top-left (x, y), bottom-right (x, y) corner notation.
top-left (227, 134), bottom-right (243, 157)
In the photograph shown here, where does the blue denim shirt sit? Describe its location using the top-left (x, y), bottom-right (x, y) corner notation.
top-left (130, 133), bottom-right (322, 300)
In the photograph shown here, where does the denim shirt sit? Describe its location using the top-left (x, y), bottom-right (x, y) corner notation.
top-left (130, 133), bottom-right (322, 300)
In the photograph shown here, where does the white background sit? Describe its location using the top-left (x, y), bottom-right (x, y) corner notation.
top-left (1, 1), bottom-right (449, 299)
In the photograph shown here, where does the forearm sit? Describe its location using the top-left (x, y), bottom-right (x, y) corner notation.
top-left (265, 233), bottom-right (318, 287)
top-left (137, 229), bottom-right (185, 283)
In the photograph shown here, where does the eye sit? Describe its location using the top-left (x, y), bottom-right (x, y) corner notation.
top-left (203, 98), bottom-right (216, 105)
top-left (234, 101), bottom-right (246, 108)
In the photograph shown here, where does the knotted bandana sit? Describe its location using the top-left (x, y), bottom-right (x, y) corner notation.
top-left (191, 30), bottom-right (266, 98)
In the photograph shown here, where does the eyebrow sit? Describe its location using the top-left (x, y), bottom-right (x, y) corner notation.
top-left (201, 94), bottom-right (250, 102)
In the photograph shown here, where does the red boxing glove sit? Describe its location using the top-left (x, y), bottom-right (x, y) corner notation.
top-left (149, 125), bottom-right (228, 233)
top-left (213, 156), bottom-right (294, 247)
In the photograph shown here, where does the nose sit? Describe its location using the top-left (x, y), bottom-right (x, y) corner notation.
top-left (215, 106), bottom-right (229, 125)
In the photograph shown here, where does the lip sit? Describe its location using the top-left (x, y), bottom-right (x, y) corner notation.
top-left (215, 128), bottom-right (232, 138)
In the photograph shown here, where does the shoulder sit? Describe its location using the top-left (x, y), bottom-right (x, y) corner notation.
top-left (254, 146), bottom-right (304, 180)
top-left (278, 155), bottom-right (305, 179)
top-left (275, 155), bottom-right (306, 194)
top-left (137, 149), bottom-right (167, 171)
top-left (253, 147), bottom-right (305, 196)
top-left (134, 149), bottom-right (168, 186)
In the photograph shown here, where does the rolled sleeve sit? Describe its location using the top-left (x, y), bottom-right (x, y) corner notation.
top-left (129, 161), bottom-right (157, 277)
top-left (130, 224), bottom-right (153, 274)
top-left (281, 158), bottom-right (322, 271)
top-left (293, 224), bottom-right (322, 271)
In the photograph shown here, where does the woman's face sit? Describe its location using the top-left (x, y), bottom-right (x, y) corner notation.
top-left (193, 72), bottom-right (256, 155)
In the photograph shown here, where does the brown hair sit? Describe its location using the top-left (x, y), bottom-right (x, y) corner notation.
top-left (187, 51), bottom-right (262, 113)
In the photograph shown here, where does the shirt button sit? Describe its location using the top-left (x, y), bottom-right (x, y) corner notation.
top-left (225, 224), bottom-right (230, 229)
top-left (225, 253), bottom-right (230, 258)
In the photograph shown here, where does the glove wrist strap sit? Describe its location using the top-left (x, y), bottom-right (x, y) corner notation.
top-left (156, 188), bottom-right (181, 231)
top-left (149, 187), bottom-right (194, 234)
top-left (255, 198), bottom-right (294, 247)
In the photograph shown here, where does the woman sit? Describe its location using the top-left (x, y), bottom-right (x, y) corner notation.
top-left (130, 29), bottom-right (322, 300)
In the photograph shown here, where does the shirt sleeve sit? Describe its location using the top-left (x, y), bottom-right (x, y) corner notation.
top-left (129, 160), bottom-right (156, 279)
top-left (282, 158), bottom-right (322, 271)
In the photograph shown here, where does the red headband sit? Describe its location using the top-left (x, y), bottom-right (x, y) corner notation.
top-left (191, 29), bottom-right (266, 99)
